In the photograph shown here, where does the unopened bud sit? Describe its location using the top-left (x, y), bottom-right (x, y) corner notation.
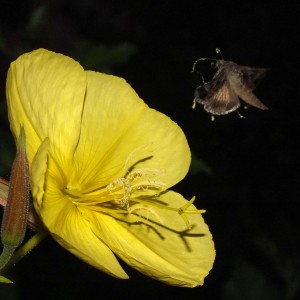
top-left (1, 125), bottom-right (30, 248)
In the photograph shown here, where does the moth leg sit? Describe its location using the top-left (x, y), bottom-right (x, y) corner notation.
top-left (192, 98), bottom-right (197, 109)
top-left (237, 110), bottom-right (245, 119)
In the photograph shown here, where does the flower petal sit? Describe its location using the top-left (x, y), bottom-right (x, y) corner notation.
top-left (88, 191), bottom-right (215, 287)
top-left (121, 107), bottom-right (191, 188)
top-left (70, 71), bottom-right (190, 192)
top-left (31, 138), bottom-right (49, 210)
top-left (42, 186), bottom-right (128, 279)
top-left (32, 149), bottom-right (128, 278)
top-left (49, 204), bottom-right (128, 279)
top-left (6, 49), bottom-right (86, 166)
top-left (69, 71), bottom-right (147, 189)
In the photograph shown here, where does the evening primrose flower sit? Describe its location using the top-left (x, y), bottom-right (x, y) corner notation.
top-left (6, 49), bottom-right (215, 287)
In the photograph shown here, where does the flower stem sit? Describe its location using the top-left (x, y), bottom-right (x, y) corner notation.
top-left (0, 232), bottom-right (48, 280)
top-left (0, 246), bottom-right (14, 271)
top-left (6, 232), bottom-right (48, 270)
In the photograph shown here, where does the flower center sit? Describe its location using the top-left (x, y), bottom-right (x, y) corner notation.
top-left (63, 167), bottom-right (165, 214)
top-left (62, 146), bottom-right (205, 229)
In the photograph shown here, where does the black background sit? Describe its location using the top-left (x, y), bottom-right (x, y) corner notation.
top-left (0, 1), bottom-right (299, 299)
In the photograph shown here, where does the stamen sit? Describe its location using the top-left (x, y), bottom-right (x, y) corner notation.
top-left (63, 146), bottom-right (205, 231)
top-left (129, 204), bottom-right (164, 224)
top-left (123, 143), bottom-right (157, 171)
top-left (106, 167), bottom-right (166, 211)
top-left (131, 196), bottom-right (205, 230)
top-left (127, 168), bottom-right (166, 191)
top-left (106, 177), bottom-right (131, 209)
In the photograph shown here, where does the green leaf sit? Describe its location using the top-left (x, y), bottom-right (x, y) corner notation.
top-left (0, 275), bottom-right (13, 284)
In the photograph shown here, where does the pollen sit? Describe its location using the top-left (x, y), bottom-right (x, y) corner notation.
top-left (106, 167), bottom-right (166, 211)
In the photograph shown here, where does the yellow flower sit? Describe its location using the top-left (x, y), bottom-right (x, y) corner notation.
top-left (6, 49), bottom-right (215, 287)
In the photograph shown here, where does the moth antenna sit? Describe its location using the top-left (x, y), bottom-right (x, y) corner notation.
top-left (191, 57), bottom-right (217, 73)
top-left (215, 48), bottom-right (224, 59)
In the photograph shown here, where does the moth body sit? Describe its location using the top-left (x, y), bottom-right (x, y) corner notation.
top-left (193, 57), bottom-right (268, 116)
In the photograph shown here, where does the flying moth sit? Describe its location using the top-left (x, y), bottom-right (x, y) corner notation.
top-left (192, 48), bottom-right (268, 119)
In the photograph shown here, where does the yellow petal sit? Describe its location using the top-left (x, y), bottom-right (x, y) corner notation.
top-left (31, 138), bottom-right (49, 210)
top-left (6, 49), bottom-right (86, 167)
top-left (70, 71), bottom-right (190, 192)
top-left (120, 107), bottom-right (191, 188)
top-left (39, 171), bottom-right (127, 278)
top-left (49, 203), bottom-right (128, 279)
top-left (31, 136), bottom-right (128, 279)
top-left (88, 191), bottom-right (215, 287)
top-left (69, 71), bottom-right (147, 188)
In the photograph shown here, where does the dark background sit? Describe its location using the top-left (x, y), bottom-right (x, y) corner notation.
top-left (0, 0), bottom-right (299, 299)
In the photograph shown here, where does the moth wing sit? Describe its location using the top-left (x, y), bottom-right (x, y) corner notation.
top-left (195, 68), bottom-right (241, 115)
top-left (203, 81), bottom-right (241, 115)
top-left (194, 68), bottom-right (227, 105)
top-left (235, 86), bottom-right (268, 110)
top-left (235, 65), bottom-right (268, 91)
top-left (229, 65), bottom-right (268, 110)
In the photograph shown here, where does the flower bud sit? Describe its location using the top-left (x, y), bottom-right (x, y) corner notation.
top-left (1, 125), bottom-right (30, 248)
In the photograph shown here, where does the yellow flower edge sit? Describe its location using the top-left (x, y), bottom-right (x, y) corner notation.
top-left (6, 49), bottom-right (215, 287)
